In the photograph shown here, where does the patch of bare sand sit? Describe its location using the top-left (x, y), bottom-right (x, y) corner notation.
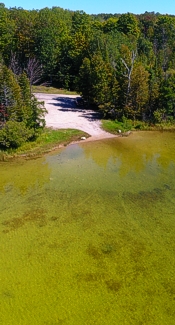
top-left (34, 93), bottom-right (117, 142)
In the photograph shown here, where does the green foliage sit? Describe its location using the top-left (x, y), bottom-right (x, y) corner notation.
top-left (18, 72), bottom-right (31, 107)
top-left (0, 120), bottom-right (34, 148)
top-left (76, 57), bottom-right (92, 102)
top-left (102, 117), bottom-right (132, 133)
top-left (117, 13), bottom-right (140, 38)
top-left (102, 18), bottom-right (118, 33)
top-left (0, 64), bottom-right (24, 122)
top-left (30, 95), bottom-right (47, 130)
top-left (0, 5), bottom-right (16, 60)
top-left (125, 63), bottom-right (149, 119)
top-left (160, 71), bottom-right (175, 116)
top-left (34, 8), bottom-right (62, 78)
top-left (32, 85), bottom-right (77, 95)
top-left (1, 7), bottom-right (175, 124)
top-left (0, 128), bottom-right (88, 158)
top-left (0, 63), bottom-right (47, 148)
top-left (153, 109), bottom-right (166, 123)
top-left (102, 117), bottom-right (158, 133)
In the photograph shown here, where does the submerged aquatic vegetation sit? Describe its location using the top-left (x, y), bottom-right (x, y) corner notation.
top-left (0, 131), bottom-right (175, 324)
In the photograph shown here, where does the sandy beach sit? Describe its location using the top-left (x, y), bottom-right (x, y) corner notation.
top-left (34, 93), bottom-right (116, 142)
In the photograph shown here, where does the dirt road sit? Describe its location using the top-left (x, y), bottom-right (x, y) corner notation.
top-left (34, 93), bottom-right (116, 141)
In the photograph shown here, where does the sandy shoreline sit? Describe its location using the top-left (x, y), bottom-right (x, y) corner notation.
top-left (34, 93), bottom-right (117, 142)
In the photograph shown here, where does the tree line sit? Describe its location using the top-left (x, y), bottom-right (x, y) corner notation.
top-left (1, 3), bottom-right (175, 141)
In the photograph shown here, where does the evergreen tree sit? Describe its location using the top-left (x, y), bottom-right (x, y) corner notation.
top-left (160, 70), bottom-right (175, 118)
top-left (0, 63), bottom-right (46, 148)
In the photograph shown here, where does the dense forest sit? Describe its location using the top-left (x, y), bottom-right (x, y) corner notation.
top-left (1, 3), bottom-right (175, 147)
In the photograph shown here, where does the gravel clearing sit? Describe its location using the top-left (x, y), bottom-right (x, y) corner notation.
top-left (34, 93), bottom-right (116, 141)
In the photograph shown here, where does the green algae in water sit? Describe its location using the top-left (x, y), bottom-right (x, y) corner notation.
top-left (0, 131), bottom-right (175, 324)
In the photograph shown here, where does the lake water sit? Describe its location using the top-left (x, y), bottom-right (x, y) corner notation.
top-left (0, 131), bottom-right (175, 325)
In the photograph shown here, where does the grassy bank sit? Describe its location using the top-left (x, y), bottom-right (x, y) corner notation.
top-left (102, 119), bottom-right (175, 134)
top-left (32, 85), bottom-right (78, 95)
top-left (0, 86), bottom-right (81, 161)
top-left (0, 128), bottom-right (89, 161)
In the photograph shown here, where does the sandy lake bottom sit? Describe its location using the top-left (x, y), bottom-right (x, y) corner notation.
top-left (0, 131), bottom-right (175, 325)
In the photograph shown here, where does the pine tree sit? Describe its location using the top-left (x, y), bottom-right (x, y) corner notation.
top-left (0, 64), bottom-right (23, 122)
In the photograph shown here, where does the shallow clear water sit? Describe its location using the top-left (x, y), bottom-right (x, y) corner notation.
top-left (0, 131), bottom-right (175, 325)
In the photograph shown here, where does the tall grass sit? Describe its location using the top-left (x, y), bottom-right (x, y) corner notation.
top-left (32, 85), bottom-right (78, 95)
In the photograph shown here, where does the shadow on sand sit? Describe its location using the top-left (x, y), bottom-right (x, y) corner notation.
top-left (49, 96), bottom-right (103, 122)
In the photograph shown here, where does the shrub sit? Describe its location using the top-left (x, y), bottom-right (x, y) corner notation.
top-left (153, 109), bottom-right (166, 123)
top-left (0, 121), bottom-right (34, 148)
